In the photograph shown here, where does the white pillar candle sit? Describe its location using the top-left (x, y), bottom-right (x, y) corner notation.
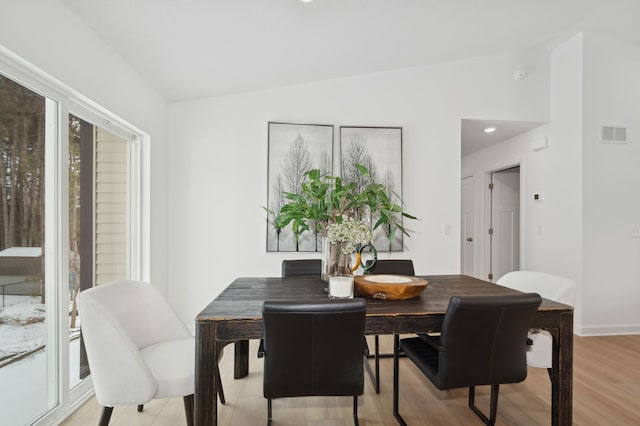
top-left (329, 274), bottom-right (354, 299)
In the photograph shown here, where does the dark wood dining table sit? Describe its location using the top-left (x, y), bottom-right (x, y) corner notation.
top-left (195, 274), bottom-right (573, 425)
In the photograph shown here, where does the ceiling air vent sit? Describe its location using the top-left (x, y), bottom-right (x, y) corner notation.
top-left (600, 125), bottom-right (628, 144)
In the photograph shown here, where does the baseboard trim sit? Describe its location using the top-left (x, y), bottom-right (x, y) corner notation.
top-left (575, 324), bottom-right (640, 336)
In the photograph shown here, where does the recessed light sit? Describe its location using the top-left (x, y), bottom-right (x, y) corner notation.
top-left (300, 0), bottom-right (313, 3)
top-left (484, 127), bottom-right (496, 133)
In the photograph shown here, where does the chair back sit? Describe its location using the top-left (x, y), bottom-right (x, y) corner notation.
top-left (262, 299), bottom-right (365, 398)
top-left (281, 259), bottom-right (321, 277)
top-left (438, 293), bottom-right (541, 389)
top-left (365, 259), bottom-right (415, 276)
top-left (78, 280), bottom-right (191, 406)
top-left (497, 271), bottom-right (576, 306)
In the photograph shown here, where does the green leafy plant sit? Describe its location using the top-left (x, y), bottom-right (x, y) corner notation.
top-left (265, 164), bottom-right (417, 243)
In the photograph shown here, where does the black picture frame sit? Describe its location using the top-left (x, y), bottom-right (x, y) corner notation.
top-left (340, 126), bottom-right (403, 251)
top-left (266, 122), bottom-right (333, 252)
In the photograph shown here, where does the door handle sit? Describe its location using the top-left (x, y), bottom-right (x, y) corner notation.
top-left (466, 237), bottom-right (473, 242)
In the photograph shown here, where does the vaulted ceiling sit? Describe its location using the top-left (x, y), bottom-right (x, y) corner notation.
top-left (61, 0), bottom-right (640, 103)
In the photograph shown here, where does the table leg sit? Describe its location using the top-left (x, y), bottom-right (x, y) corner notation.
top-left (551, 312), bottom-right (573, 426)
top-left (392, 334), bottom-right (407, 426)
top-left (195, 322), bottom-right (217, 426)
top-left (234, 340), bottom-right (249, 379)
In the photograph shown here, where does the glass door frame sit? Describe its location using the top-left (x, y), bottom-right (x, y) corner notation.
top-left (0, 46), bottom-right (147, 425)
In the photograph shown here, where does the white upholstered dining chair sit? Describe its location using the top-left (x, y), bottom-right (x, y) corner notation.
top-left (78, 280), bottom-right (224, 426)
top-left (496, 271), bottom-right (576, 369)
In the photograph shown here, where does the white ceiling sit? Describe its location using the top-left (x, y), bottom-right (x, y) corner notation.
top-left (60, 0), bottom-right (640, 152)
top-left (461, 119), bottom-right (545, 157)
top-left (60, 0), bottom-right (640, 103)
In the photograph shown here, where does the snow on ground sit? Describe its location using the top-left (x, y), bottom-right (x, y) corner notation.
top-left (0, 295), bottom-right (82, 425)
top-left (0, 295), bottom-right (46, 360)
top-left (0, 347), bottom-right (49, 425)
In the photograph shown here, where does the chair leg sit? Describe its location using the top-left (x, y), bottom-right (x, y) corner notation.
top-left (364, 334), bottom-right (404, 394)
top-left (468, 385), bottom-right (498, 425)
top-left (257, 338), bottom-right (265, 358)
top-left (353, 395), bottom-right (359, 425)
top-left (98, 406), bottom-right (113, 426)
top-left (183, 394), bottom-right (194, 426)
top-left (547, 367), bottom-right (555, 383)
top-left (374, 334), bottom-right (381, 393)
top-left (392, 334), bottom-right (407, 426)
top-left (137, 404), bottom-right (143, 412)
top-left (363, 336), bottom-right (370, 357)
top-left (363, 353), bottom-right (377, 393)
top-left (267, 398), bottom-right (273, 426)
top-left (490, 384), bottom-right (499, 424)
top-left (216, 363), bottom-right (226, 404)
top-left (363, 336), bottom-right (378, 393)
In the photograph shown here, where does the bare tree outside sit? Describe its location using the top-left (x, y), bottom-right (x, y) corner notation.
top-left (0, 74), bottom-right (47, 388)
top-left (0, 76), bottom-right (45, 252)
top-left (267, 123), bottom-right (333, 252)
top-left (68, 116), bottom-right (81, 328)
top-left (0, 74), bottom-right (46, 306)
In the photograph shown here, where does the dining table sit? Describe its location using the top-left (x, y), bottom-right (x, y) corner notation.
top-left (194, 274), bottom-right (573, 425)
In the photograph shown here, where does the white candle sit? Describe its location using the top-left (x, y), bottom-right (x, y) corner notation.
top-left (329, 274), bottom-right (354, 298)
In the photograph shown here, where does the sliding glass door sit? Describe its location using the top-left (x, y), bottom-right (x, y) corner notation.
top-left (0, 71), bottom-right (56, 426)
top-left (0, 60), bottom-right (142, 425)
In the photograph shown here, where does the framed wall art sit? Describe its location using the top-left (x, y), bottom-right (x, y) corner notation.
top-left (266, 122), bottom-right (333, 252)
top-left (340, 126), bottom-right (403, 251)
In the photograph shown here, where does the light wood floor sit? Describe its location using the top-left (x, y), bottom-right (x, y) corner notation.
top-left (63, 334), bottom-right (640, 425)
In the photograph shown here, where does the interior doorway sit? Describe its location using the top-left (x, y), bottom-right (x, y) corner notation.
top-left (460, 176), bottom-right (475, 276)
top-left (488, 166), bottom-right (520, 281)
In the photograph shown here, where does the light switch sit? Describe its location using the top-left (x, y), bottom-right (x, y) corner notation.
top-left (443, 224), bottom-right (451, 235)
top-left (632, 226), bottom-right (640, 238)
top-left (536, 225), bottom-right (543, 235)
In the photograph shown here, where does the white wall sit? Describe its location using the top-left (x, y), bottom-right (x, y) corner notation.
top-left (463, 32), bottom-right (640, 335)
top-left (462, 127), bottom-right (547, 278)
top-left (0, 0), bottom-right (169, 294)
top-left (463, 34), bottom-right (586, 331)
top-left (461, 116), bottom-right (586, 327)
top-left (544, 34), bottom-right (585, 290)
top-left (582, 33), bottom-right (640, 335)
top-left (168, 50), bottom-right (549, 326)
top-left (7, 1), bottom-right (634, 335)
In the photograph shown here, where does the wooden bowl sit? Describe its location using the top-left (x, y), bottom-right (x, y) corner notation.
top-left (354, 274), bottom-right (428, 300)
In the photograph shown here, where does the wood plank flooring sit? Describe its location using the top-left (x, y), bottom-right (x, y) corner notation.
top-left (62, 334), bottom-right (640, 425)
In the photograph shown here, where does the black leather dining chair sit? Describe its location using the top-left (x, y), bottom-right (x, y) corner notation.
top-left (366, 259), bottom-right (415, 276)
top-left (393, 293), bottom-right (542, 425)
top-left (262, 299), bottom-right (366, 425)
top-left (258, 259), bottom-right (323, 358)
top-left (364, 259), bottom-right (415, 393)
top-left (281, 259), bottom-right (322, 277)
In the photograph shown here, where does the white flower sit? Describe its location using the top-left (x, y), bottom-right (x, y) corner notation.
top-left (327, 219), bottom-right (373, 254)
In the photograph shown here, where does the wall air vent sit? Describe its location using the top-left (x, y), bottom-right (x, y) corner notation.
top-left (600, 125), bottom-right (628, 144)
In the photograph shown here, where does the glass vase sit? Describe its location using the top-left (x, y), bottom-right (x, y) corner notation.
top-left (321, 238), bottom-right (351, 282)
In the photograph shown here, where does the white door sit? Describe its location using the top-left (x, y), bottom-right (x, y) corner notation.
top-left (490, 168), bottom-right (520, 281)
top-left (461, 177), bottom-right (475, 276)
